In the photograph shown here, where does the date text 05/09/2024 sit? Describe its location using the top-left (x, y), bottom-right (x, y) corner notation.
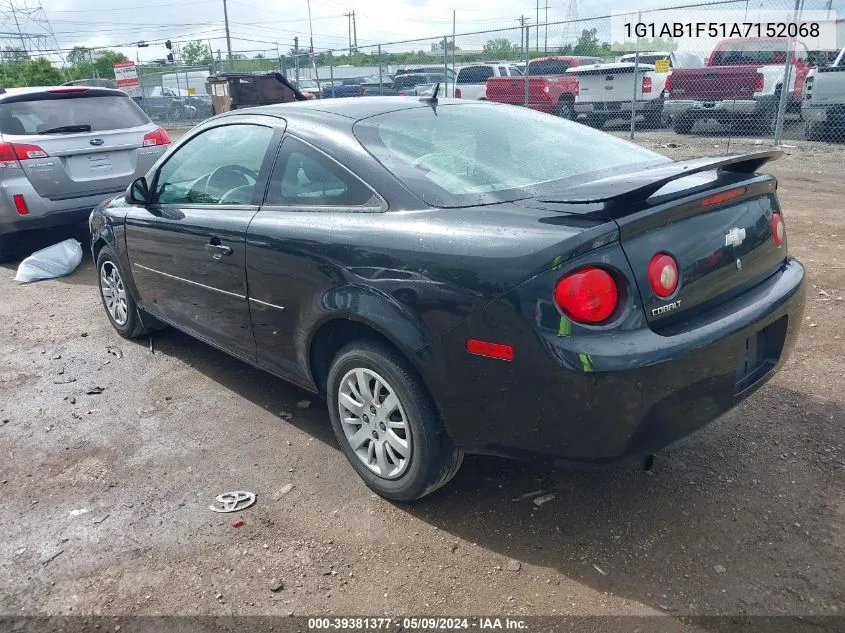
top-left (307, 617), bottom-right (528, 630)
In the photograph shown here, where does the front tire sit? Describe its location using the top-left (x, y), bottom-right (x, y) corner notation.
top-left (96, 250), bottom-right (149, 339)
top-left (327, 340), bottom-right (463, 501)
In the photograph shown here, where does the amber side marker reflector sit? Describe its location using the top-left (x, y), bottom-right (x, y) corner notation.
top-left (466, 339), bottom-right (514, 361)
top-left (702, 187), bottom-right (746, 207)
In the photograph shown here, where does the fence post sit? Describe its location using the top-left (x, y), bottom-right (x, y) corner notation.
top-left (630, 50), bottom-right (640, 140)
top-left (523, 25), bottom-right (530, 107)
top-left (378, 45), bottom-right (383, 91)
top-left (330, 55), bottom-right (334, 85)
top-left (443, 36), bottom-right (449, 97)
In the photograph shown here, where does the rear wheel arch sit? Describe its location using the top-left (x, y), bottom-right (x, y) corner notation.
top-left (308, 316), bottom-right (430, 397)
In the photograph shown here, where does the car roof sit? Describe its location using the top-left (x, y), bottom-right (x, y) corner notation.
top-left (232, 96), bottom-right (472, 122)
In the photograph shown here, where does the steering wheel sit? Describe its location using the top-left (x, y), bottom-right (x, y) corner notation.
top-left (205, 164), bottom-right (257, 197)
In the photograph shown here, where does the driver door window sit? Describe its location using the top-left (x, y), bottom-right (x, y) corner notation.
top-left (155, 124), bottom-right (274, 206)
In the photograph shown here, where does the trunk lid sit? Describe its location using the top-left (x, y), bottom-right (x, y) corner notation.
top-left (669, 66), bottom-right (762, 100)
top-left (806, 65), bottom-right (845, 105)
top-left (533, 150), bottom-right (786, 329)
top-left (619, 175), bottom-right (786, 328)
top-left (0, 89), bottom-right (156, 200)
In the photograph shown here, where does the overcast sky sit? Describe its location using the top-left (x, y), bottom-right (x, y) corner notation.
top-left (12, 0), bottom-right (845, 62)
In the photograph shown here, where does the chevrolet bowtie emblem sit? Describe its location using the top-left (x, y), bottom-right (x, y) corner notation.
top-left (725, 227), bottom-right (746, 248)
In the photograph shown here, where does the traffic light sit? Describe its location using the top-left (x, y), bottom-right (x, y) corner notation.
top-left (165, 40), bottom-right (172, 50)
top-left (167, 53), bottom-right (174, 63)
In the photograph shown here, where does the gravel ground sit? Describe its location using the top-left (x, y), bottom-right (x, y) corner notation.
top-left (0, 130), bottom-right (843, 621)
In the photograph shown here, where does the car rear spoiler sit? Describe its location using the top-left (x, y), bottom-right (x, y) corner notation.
top-left (538, 150), bottom-right (782, 205)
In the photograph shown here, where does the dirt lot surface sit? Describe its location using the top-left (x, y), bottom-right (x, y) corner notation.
top-left (1, 130), bottom-right (843, 622)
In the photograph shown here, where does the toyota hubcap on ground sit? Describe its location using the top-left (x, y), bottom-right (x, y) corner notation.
top-left (100, 262), bottom-right (128, 326)
top-left (338, 368), bottom-right (412, 479)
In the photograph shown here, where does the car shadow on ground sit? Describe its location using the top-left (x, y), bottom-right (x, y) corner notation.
top-left (135, 326), bottom-right (844, 618)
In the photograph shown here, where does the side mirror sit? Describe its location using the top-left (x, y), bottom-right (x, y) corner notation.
top-left (126, 176), bottom-right (151, 205)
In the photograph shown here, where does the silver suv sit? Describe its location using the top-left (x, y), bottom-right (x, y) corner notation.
top-left (0, 86), bottom-right (169, 261)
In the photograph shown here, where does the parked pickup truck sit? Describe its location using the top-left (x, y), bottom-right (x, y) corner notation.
top-left (568, 52), bottom-right (703, 128)
top-left (802, 45), bottom-right (845, 140)
top-left (485, 56), bottom-right (602, 117)
top-left (665, 37), bottom-right (810, 134)
top-left (454, 64), bottom-right (520, 100)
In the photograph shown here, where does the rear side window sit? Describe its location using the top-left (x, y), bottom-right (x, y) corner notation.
top-left (0, 94), bottom-right (149, 135)
top-left (457, 66), bottom-right (494, 84)
top-left (266, 136), bottom-right (377, 208)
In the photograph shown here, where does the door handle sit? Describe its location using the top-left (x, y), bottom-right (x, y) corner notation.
top-left (205, 240), bottom-right (233, 260)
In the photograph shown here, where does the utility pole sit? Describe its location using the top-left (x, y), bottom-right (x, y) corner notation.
top-left (352, 10), bottom-right (358, 51)
top-left (344, 11), bottom-right (353, 56)
top-left (306, 0), bottom-right (320, 91)
top-left (544, 2), bottom-right (550, 54)
top-left (222, 0), bottom-right (233, 69)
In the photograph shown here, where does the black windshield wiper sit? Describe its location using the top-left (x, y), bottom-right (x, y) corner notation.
top-left (39, 125), bottom-right (92, 134)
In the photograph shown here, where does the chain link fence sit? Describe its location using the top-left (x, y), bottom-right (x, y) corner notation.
top-left (152, 0), bottom-right (843, 146)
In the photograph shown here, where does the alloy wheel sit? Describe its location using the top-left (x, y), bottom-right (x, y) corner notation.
top-left (100, 261), bottom-right (128, 326)
top-left (337, 367), bottom-right (412, 479)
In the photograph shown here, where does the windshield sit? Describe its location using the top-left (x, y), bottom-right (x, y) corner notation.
top-left (0, 94), bottom-right (150, 134)
top-left (354, 103), bottom-right (667, 208)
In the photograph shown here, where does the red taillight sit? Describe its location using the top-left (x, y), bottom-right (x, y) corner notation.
top-left (772, 212), bottom-right (784, 247)
top-left (13, 194), bottom-right (28, 215)
top-left (361, 90), bottom-right (369, 96)
top-left (397, 91), bottom-right (406, 96)
top-left (0, 141), bottom-right (48, 162)
top-left (142, 127), bottom-right (171, 147)
top-left (702, 187), bottom-right (746, 207)
top-left (466, 339), bottom-right (514, 361)
top-left (573, 80), bottom-right (579, 97)
top-left (664, 73), bottom-right (672, 94)
top-left (647, 254), bottom-right (679, 298)
top-left (554, 267), bottom-right (619, 324)
top-left (454, 88), bottom-right (462, 98)
top-left (642, 76), bottom-right (652, 94)
top-left (754, 73), bottom-right (764, 92)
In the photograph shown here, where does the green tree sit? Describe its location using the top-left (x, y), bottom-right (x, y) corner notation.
top-left (66, 46), bottom-right (91, 67)
top-left (572, 28), bottom-right (600, 56)
top-left (65, 48), bottom-right (128, 80)
top-left (482, 38), bottom-right (514, 58)
top-left (182, 40), bottom-right (212, 65)
top-left (17, 58), bottom-right (64, 86)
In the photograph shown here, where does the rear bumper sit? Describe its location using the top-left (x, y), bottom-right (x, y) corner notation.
top-left (574, 99), bottom-right (662, 117)
top-left (430, 258), bottom-right (805, 462)
top-left (802, 102), bottom-right (845, 124)
top-left (0, 183), bottom-right (124, 235)
top-left (665, 97), bottom-right (775, 118)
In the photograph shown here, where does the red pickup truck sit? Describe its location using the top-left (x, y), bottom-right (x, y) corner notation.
top-left (665, 38), bottom-right (810, 134)
top-left (485, 56), bottom-right (602, 117)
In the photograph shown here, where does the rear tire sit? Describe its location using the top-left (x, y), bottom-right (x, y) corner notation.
top-left (555, 98), bottom-right (574, 120)
top-left (327, 340), bottom-right (463, 501)
top-left (0, 233), bottom-right (13, 263)
top-left (96, 250), bottom-right (149, 339)
top-left (584, 115), bottom-right (604, 128)
top-left (672, 114), bottom-right (695, 134)
top-left (804, 120), bottom-right (826, 141)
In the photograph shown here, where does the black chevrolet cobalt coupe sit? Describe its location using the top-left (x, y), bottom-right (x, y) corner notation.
top-left (90, 97), bottom-right (805, 500)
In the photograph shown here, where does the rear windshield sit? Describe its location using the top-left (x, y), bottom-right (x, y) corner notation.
top-left (354, 103), bottom-right (666, 208)
top-left (457, 66), bottom-right (494, 83)
top-left (0, 94), bottom-right (149, 135)
top-left (710, 40), bottom-right (803, 65)
top-left (527, 60), bottom-right (572, 75)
